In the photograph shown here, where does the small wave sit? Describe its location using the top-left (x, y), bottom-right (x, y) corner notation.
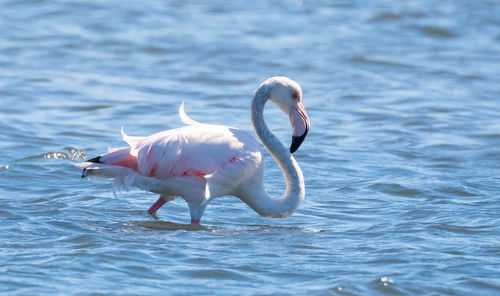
top-left (128, 220), bottom-right (214, 232)
top-left (179, 268), bottom-right (251, 281)
top-left (369, 277), bottom-right (405, 295)
top-left (349, 56), bottom-right (412, 68)
top-left (16, 147), bottom-right (87, 162)
top-left (141, 46), bottom-right (170, 54)
top-left (432, 224), bottom-right (489, 234)
top-left (417, 25), bottom-right (456, 38)
top-left (246, 224), bottom-right (327, 233)
top-left (71, 105), bottom-right (112, 112)
top-left (369, 183), bottom-right (423, 197)
top-left (369, 12), bottom-right (402, 22)
top-left (129, 221), bottom-right (325, 233)
top-left (26, 77), bottom-right (51, 83)
top-left (434, 186), bottom-right (478, 197)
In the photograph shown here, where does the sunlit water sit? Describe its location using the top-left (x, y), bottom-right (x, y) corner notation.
top-left (1, 0), bottom-right (500, 295)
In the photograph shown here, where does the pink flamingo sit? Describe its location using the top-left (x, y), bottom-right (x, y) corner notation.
top-left (78, 77), bottom-right (310, 224)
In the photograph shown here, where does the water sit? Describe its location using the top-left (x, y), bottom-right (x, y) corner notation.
top-left (1, 0), bottom-right (499, 295)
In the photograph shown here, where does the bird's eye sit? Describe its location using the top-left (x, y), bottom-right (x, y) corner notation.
top-left (292, 93), bottom-right (299, 100)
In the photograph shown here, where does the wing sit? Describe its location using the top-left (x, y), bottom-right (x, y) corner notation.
top-left (130, 124), bottom-right (261, 180)
top-left (79, 121), bottom-right (262, 200)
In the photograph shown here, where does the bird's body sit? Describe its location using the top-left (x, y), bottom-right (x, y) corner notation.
top-left (120, 122), bottom-right (263, 192)
top-left (78, 77), bottom-right (310, 224)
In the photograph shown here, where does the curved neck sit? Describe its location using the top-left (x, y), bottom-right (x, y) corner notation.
top-left (242, 91), bottom-right (305, 217)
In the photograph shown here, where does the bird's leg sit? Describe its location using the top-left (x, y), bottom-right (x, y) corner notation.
top-left (187, 201), bottom-right (206, 225)
top-left (148, 195), bottom-right (175, 218)
top-left (147, 197), bottom-right (166, 217)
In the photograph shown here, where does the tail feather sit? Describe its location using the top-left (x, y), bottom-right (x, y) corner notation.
top-left (77, 147), bottom-right (138, 179)
top-left (121, 127), bottom-right (146, 147)
top-left (179, 102), bottom-right (202, 125)
top-left (86, 156), bottom-right (102, 163)
top-left (78, 160), bottom-right (139, 196)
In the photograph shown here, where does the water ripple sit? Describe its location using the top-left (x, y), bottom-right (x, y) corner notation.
top-left (1, 0), bottom-right (499, 295)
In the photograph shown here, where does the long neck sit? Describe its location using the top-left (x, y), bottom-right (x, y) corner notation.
top-left (240, 92), bottom-right (305, 218)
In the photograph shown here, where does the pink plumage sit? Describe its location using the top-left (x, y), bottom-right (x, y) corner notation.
top-left (78, 77), bottom-right (310, 224)
top-left (100, 124), bottom-right (260, 181)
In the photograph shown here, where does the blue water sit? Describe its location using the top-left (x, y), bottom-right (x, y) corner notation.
top-left (1, 0), bottom-right (500, 295)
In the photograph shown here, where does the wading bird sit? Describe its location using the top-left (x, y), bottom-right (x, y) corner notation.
top-left (78, 77), bottom-right (310, 224)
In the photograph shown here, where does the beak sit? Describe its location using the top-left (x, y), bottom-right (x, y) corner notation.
top-left (289, 101), bottom-right (310, 153)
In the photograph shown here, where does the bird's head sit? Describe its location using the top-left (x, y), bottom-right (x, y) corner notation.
top-left (257, 76), bottom-right (310, 153)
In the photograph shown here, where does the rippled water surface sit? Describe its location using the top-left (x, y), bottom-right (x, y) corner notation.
top-left (1, 0), bottom-right (500, 295)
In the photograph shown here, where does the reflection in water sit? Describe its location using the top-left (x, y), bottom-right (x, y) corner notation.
top-left (129, 220), bottom-right (214, 232)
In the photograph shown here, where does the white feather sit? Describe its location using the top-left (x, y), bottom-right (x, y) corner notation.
top-left (121, 127), bottom-right (145, 147)
top-left (179, 102), bottom-right (202, 125)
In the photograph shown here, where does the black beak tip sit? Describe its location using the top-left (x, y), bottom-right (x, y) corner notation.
top-left (290, 130), bottom-right (308, 154)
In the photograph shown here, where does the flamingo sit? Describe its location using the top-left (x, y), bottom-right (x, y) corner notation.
top-left (77, 76), bottom-right (310, 224)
